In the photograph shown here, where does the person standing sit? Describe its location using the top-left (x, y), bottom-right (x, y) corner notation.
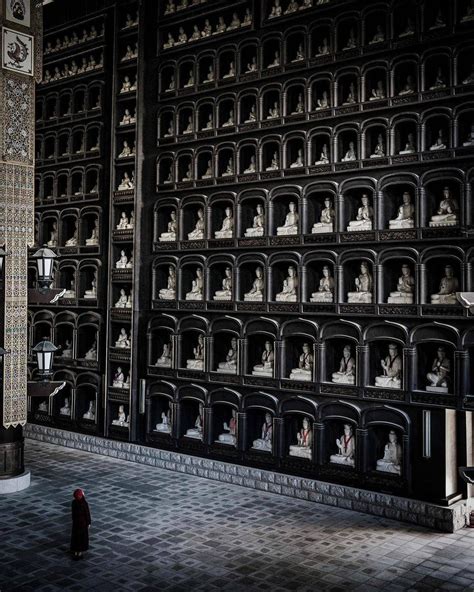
top-left (70, 488), bottom-right (91, 559)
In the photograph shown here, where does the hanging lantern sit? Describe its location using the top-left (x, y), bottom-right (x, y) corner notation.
top-left (32, 338), bottom-right (58, 379)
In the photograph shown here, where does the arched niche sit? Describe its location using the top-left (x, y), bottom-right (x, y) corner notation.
top-left (196, 147), bottom-right (214, 181)
top-left (216, 145), bottom-right (235, 178)
top-left (319, 401), bottom-right (360, 468)
top-left (197, 101), bottom-right (214, 132)
top-left (238, 189), bottom-right (268, 238)
top-left (423, 110), bottom-right (451, 152)
top-left (147, 382), bottom-right (175, 436)
top-left (61, 211), bottom-right (79, 247)
top-left (339, 182), bottom-right (375, 232)
top-left (422, 174), bottom-right (462, 228)
top-left (337, 69), bottom-right (359, 106)
top-left (75, 373), bottom-right (100, 423)
top-left (181, 198), bottom-right (206, 241)
top-left (52, 370), bottom-right (75, 419)
top-left (283, 134), bottom-right (305, 169)
top-left (363, 120), bottom-right (388, 160)
top-left (218, 47), bottom-right (236, 80)
top-left (238, 141), bottom-right (257, 176)
top-left (457, 44), bottom-right (474, 86)
top-left (209, 194), bottom-right (234, 239)
top-left (422, 247), bottom-right (463, 305)
top-left (88, 82), bottom-right (103, 112)
top-left (423, 51), bottom-right (451, 92)
top-left (393, 0), bottom-right (418, 40)
top-left (178, 384), bottom-right (207, 441)
top-left (85, 166), bottom-right (100, 194)
top-left (379, 173), bottom-right (418, 229)
top-left (237, 253), bottom-right (267, 302)
top-left (78, 261), bottom-right (99, 302)
top-left (269, 253), bottom-right (300, 303)
top-left (77, 312), bottom-right (100, 361)
top-left (309, 74), bottom-right (332, 112)
top-left (261, 136), bottom-right (281, 172)
top-left (179, 257), bottom-right (205, 302)
top-left (73, 86), bottom-right (86, 114)
top-left (281, 397), bottom-right (317, 462)
top-left (335, 126), bottom-right (359, 163)
top-left (210, 316), bottom-right (240, 375)
top-left (154, 200), bottom-right (178, 244)
top-left (177, 151), bottom-right (193, 183)
top-left (244, 318), bottom-right (278, 377)
top-left (423, 0), bottom-right (449, 33)
top-left (310, 22), bottom-right (332, 58)
top-left (56, 171), bottom-right (69, 198)
top-left (379, 248), bottom-right (418, 305)
top-left (177, 105), bottom-right (194, 137)
top-left (207, 253), bottom-right (235, 302)
top-left (55, 312), bottom-right (76, 361)
top-left (158, 108), bottom-right (175, 139)
top-left (261, 85), bottom-right (281, 121)
top-left (393, 58), bottom-right (418, 97)
top-left (198, 53), bottom-right (215, 86)
top-left (178, 60), bottom-right (195, 89)
top-left (364, 323), bottom-right (408, 390)
top-left (58, 261), bottom-right (77, 299)
top-left (239, 41), bottom-right (259, 76)
top-left (243, 392), bottom-right (278, 455)
top-left (303, 249), bottom-right (337, 303)
top-left (456, 107), bottom-right (474, 148)
top-left (285, 29), bottom-right (306, 65)
top-left (392, 113), bottom-right (419, 155)
top-left (159, 64), bottom-right (176, 94)
top-left (262, 35), bottom-right (281, 71)
top-left (238, 91), bottom-right (258, 125)
top-left (217, 96), bottom-right (235, 128)
top-left (157, 154), bottom-right (174, 185)
top-left (281, 319), bottom-right (318, 382)
top-left (364, 64), bottom-right (389, 103)
top-left (305, 181), bottom-right (337, 234)
top-left (320, 321), bottom-right (361, 384)
top-left (364, 7), bottom-right (388, 46)
top-left (270, 188), bottom-right (301, 235)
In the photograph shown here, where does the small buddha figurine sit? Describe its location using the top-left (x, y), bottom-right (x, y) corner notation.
top-left (463, 64), bottom-right (474, 85)
top-left (332, 345), bottom-right (356, 384)
top-left (347, 194), bottom-right (373, 231)
top-left (214, 16), bottom-right (227, 34)
top-left (267, 101), bottom-right (280, 119)
top-left (83, 401), bottom-right (96, 421)
top-left (181, 163), bottom-right (193, 183)
top-left (388, 265), bottom-right (415, 304)
top-left (184, 70), bottom-right (194, 88)
top-left (213, 266), bottom-right (233, 301)
top-left (292, 44), bottom-right (305, 63)
top-left (112, 367), bottom-right (125, 388)
top-left (183, 116), bottom-right (194, 135)
top-left (463, 124), bottom-right (474, 146)
top-left (343, 28), bottom-right (357, 50)
top-left (115, 288), bottom-right (128, 308)
top-left (399, 16), bottom-right (415, 38)
top-left (269, 0), bottom-right (282, 19)
top-left (156, 343), bottom-right (172, 368)
top-left (461, 0), bottom-right (474, 22)
top-left (285, 0), bottom-right (299, 14)
top-left (126, 295), bottom-right (132, 309)
top-left (159, 266), bottom-right (176, 300)
top-left (277, 201), bottom-right (299, 235)
top-left (121, 45), bottom-right (134, 62)
top-left (222, 109), bottom-right (235, 127)
top-left (84, 340), bottom-right (97, 360)
top-left (190, 25), bottom-right (201, 41)
top-left (243, 8), bottom-right (253, 25)
top-left (47, 222), bottom-right (58, 247)
top-left (227, 12), bottom-right (241, 30)
top-left (399, 75), bottom-right (416, 96)
top-left (312, 198), bottom-right (335, 234)
top-left (246, 57), bottom-right (258, 73)
top-left (223, 61), bottom-right (236, 79)
top-left (217, 409), bottom-right (237, 445)
top-left (86, 219), bottom-right (100, 246)
top-left (216, 337), bottom-right (238, 373)
top-left (163, 32), bottom-right (175, 49)
top-left (64, 277), bottom-right (76, 299)
top-left (376, 431), bottom-right (402, 475)
top-left (341, 141), bottom-right (357, 161)
top-left (399, 133), bottom-right (416, 154)
top-left (370, 134), bottom-right (385, 158)
top-left (215, 207), bottom-right (234, 239)
top-left (430, 129), bottom-right (447, 151)
top-left (118, 172), bottom-right (133, 191)
top-left (430, 8), bottom-right (445, 29)
top-left (243, 155), bottom-right (257, 174)
top-left (252, 413), bottom-right (273, 452)
top-left (289, 343), bottom-right (313, 381)
top-left (186, 334), bottom-right (205, 370)
top-left (118, 140), bottom-right (132, 158)
top-left (252, 341), bottom-right (274, 377)
top-left (155, 411), bottom-right (172, 434)
top-left (316, 90), bottom-right (330, 110)
top-left (84, 273), bottom-right (98, 299)
top-left (201, 19), bottom-right (212, 37)
top-left (60, 397), bottom-right (71, 416)
top-left (429, 187), bottom-right (459, 227)
top-left (117, 212), bottom-right (129, 230)
top-left (275, 266), bottom-right (298, 302)
top-left (389, 192), bottom-right (415, 229)
top-left (185, 268), bottom-right (204, 300)
top-left (111, 404), bottom-right (128, 426)
top-left (290, 149), bottom-right (304, 168)
top-left (159, 211), bottom-right (177, 242)
top-left (426, 347), bottom-right (451, 391)
top-left (165, 0), bottom-right (176, 15)
top-left (310, 265), bottom-right (335, 302)
top-left (370, 24), bottom-right (385, 44)
top-left (317, 37), bottom-right (330, 55)
top-left (375, 344), bottom-right (402, 389)
top-left (347, 262), bottom-right (373, 303)
top-left (202, 160), bottom-right (213, 179)
top-left (315, 144), bottom-right (330, 165)
top-left (330, 424), bottom-right (355, 465)
top-left (120, 109), bottom-right (132, 126)
top-left (203, 114), bottom-right (213, 130)
top-left (430, 265), bottom-right (459, 304)
top-left (38, 400), bottom-right (48, 412)
top-left (183, 403), bottom-right (203, 439)
top-left (429, 67), bottom-right (446, 91)
top-left (245, 204), bottom-right (265, 237)
top-left (164, 121), bottom-right (174, 138)
top-left (115, 328), bottom-right (130, 349)
top-left (120, 76), bottom-right (132, 93)
top-left (203, 65), bottom-right (214, 84)
top-left (369, 80), bottom-right (386, 101)
top-left (268, 51), bottom-right (280, 69)
top-left (177, 27), bottom-right (187, 45)
top-left (266, 151), bottom-right (279, 170)
top-left (244, 267), bottom-right (265, 301)
top-left (177, 0), bottom-right (188, 11)
top-left (188, 208), bottom-right (205, 240)
top-left (222, 157), bottom-right (234, 177)
top-left (61, 340), bottom-right (73, 359)
top-left (289, 417), bottom-right (312, 460)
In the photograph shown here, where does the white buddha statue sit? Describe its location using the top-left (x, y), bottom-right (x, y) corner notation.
top-left (64, 278), bottom-right (77, 299)
top-left (186, 404), bottom-right (204, 439)
top-left (222, 157), bottom-right (234, 177)
top-left (115, 250), bottom-right (129, 269)
top-left (269, 0), bottom-right (282, 18)
top-left (312, 197), bottom-right (335, 233)
top-left (47, 222), bottom-right (58, 247)
top-left (118, 140), bottom-right (131, 158)
top-left (38, 400), bottom-right (48, 412)
top-left (213, 267), bottom-right (233, 301)
top-left (429, 187), bottom-right (459, 227)
top-left (222, 109), bottom-right (235, 128)
top-left (267, 101), bottom-right (280, 119)
top-left (400, 133), bottom-right (416, 154)
top-left (399, 75), bottom-right (416, 96)
top-left (430, 265), bottom-right (459, 304)
top-left (112, 367), bottom-right (125, 388)
top-left (181, 163), bottom-right (193, 182)
top-left (61, 340), bottom-right (73, 358)
top-left (317, 37), bottom-right (330, 55)
top-left (244, 267), bottom-right (265, 301)
top-left (285, 0), bottom-right (299, 13)
top-left (430, 129), bottom-right (447, 151)
top-left (156, 342), bottom-right (172, 367)
top-left (245, 57), bottom-right (258, 74)
top-left (223, 61), bottom-right (235, 78)
top-left (310, 265), bottom-right (335, 302)
top-left (252, 413), bottom-right (273, 452)
top-left (369, 80), bottom-right (386, 101)
top-left (332, 345), bottom-right (356, 384)
top-left (159, 211), bottom-right (177, 242)
top-left (203, 65), bottom-right (214, 84)
top-left (155, 410), bottom-right (172, 434)
top-left (375, 344), bottom-right (402, 389)
top-left (266, 151), bottom-right (279, 170)
top-left (291, 94), bottom-right (304, 114)
top-left (289, 149), bottom-right (304, 168)
top-left (184, 70), bottom-right (194, 86)
top-left (217, 409), bottom-right (237, 445)
top-left (370, 134), bottom-right (385, 158)
top-left (159, 266), bottom-right (176, 300)
top-left (117, 212), bottom-right (129, 230)
top-left (388, 265), bottom-right (415, 304)
top-left (85, 219), bottom-right (99, 246)
top-left (343, 83), bottom-right (356, 105)
top-left (65, 223), bottom-right (78, 247)
top-left (330, 424), bottom-right (355, 466)
top-left (186, 334), bottom-right (205, 370)
top-left (347, 262), bottom-right (373, 303)
top-left (118, 172), bottom-right (133, 191)
top-left (115, 328), bottom-right (130, 349)
top-left (389, 192), bottom-right (415, 229)
top-left (289, 417), bottom-right (312, 460)
top-left (429, 67), bottom-right (446, 91)
top-left (215, 208), bottom-right (233, 239)
top-left (245, 204), bottom-right (265, 237)
top-left (83, 400), bottom-right (95, 421)
top-left (84, 275), bottom-right (97, 299)
top-left (111, 404), bottom-right (128, 426)
top-left (463, 124), bottom-right (474, 146)
top-left (289, 343), bottom-right (313, 381)
top-left (399, 16), bottom-right (415, 38)
top-left (376, 430), bottom-right (402, 475)
top-left (244, 104), bottom-right (257, 123)
top-left (114, 288), bottom-right (128, 308)
top-left (252, 341), bottom-right (274, 377)
top-left (341, 141), bottom-right (357, 161)
top-left (216, 337), bottom-right (238, 373)
top-left (60, 397), bottom-right (71, 416)
top-left (183, 116), bottom-right (194, 135)
top-left (243, 155), bottom-right (257, 174)
top-left (426, 347), bottom-right (451, 392)
top-left (315, 144), bottom-right (330, 165)
top-left (292, 45), bottom-right (305, 63)
top-left (84, 340), bottom-right (97, 360)
top-left (316, 91), bottom-right (329, 111)
top-left (369, 24), bottom-right (385, 44)
top-left (188, 208), bottom-right (205, 240)
top-left (343, 28), bottom-right (357, 50)
top-left (202, 160), bottom-right (213, 179)
top-left (268, 51), bottom-right (280, 68)
top-left (120, 76), bottom-right (132, 93)
top-left (347, 194), bottom-right (373, 231)
top-left (277, 201), bottom-right (299, 235)
top-left (275, 266), bottom-right (298, 302)
top-left (185, 268), bottom-right (204, 301)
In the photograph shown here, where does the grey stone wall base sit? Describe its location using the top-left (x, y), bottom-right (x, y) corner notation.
top-left (25, 424), bottom-right (473, 532)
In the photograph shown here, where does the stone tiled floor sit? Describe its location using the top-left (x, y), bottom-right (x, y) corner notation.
top-left (1, 440), bottom-right (473, 592)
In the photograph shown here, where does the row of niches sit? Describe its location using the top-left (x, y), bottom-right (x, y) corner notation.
top-left (41, 50), bottom-right (104, 85)
top-left (148, 318), bottom-right (471, 396)
top-left (161, 7), bottom-right (253, 51)
top-left (152, 251), bottom-right (469, 308)
top-left (36, 125), bottom-right (102, 165)
top-left (154, 179), bottom-right (472, 239)
top-left (29, 262), bottom-right (101, 304)
top-left (43, 21), bottom-right (104, 57)
top-left (162, 0), bottom-right (208, 17)
top-left (156, 114), bottom-right (474, 171)
top-left (35, 167), bottom-right (100, 202)
top-left (36, 84), bottom-right (103, 126)
top-left (36, 208), bottom-right (102, 250)
top-left (158, 42), bottom-right (474, 96)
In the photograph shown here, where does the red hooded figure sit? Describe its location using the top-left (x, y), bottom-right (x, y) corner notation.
top-left (70, 488), bottom-right (91, 558)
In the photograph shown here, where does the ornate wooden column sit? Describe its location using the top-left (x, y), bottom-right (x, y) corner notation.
top-left (0, 1), bottom-right (42, 490)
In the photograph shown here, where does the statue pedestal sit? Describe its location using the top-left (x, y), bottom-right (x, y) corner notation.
top-left (185, 293), bottom-right (203, 301)
top-left (159, 292), bottom-right (176, 300)
top-left (85, 239), bottom-right (99, 246)
top-left (375, 376), bottom-right (401, 389)
top-left (252, 440), bottom-right (272, 452)
top-left (159, 233), bottom-right (176, 242)
top-left (388, 293), bottom-right (414, 304)
top-left (188, 232), bottom-right (204, 240)
top-left (289, 369), bottom-right (312, 381)
top-left (310, 292), bottom-right (333, 303)
top-left (430, 294), bottom-right (457, 305)
top-left (429, 217), bottom-right (457, 228)
top-left (216, 365), bottom-right (237, 374)
top-left (376, 462), bottom-right (400, 475)
top-left (347, 292), bottom-right (372, 303)
top-left (185, 429), bottom-right (202, 440)
top-left (347, 221), bottom-right (372, 232)
top-left (275, 294), bottom-right (297, 302)
top-left (289, 446), bottom-right (312, 460)
top-left (244, 294), bottom-right (263, 302)
top-left (186, 360), bottom-right (204, 370)
top-left (252, 367), bottom-right (273, 377)
top-left (399, 149), bottom-right (415, 155)
top-left (112, 381), bottom-right (124, 389)
top-left (84, 293), bottom-right (97, 300)
top-left (311, 223), bottom-right (333, 234)
top-left (426, 385), bottom-right (449, 393)
top-left (213, 293), bottom-right (231, 301)
top-left (244, 227), bottom-right (264, 237)
top-left (389, 219), bottom-right (414, 229)
top-left (154, 425), bottom-right (171, 434)
top-left (217, 434), bottom-right (236, 445)
top-left (330, 454), bottom-right (355, 467)
top-left (276, 226), bottom-right (298, 236)
top-left (215, 230), bottom-right (233, 239)
top-left (332, 375), bottom-right (355, 385)
top-left (156, 359), bottom-right (171, 368)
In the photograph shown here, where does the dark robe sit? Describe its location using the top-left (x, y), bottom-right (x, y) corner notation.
top-left (70, 498), bottom-right (91, 552)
